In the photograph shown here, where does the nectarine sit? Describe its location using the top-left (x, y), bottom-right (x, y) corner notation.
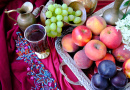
top-left (112, 43), bottom-right (130, 62)
top-left (100, 26), bottom-right (122, 49)
top-left (95, 53), bottom-right (115, 67)
top-left (74, 50), bottom-right (93, 69)
top-left (86, 15), bottom-right (107, 35)
top-left (123, 59), bottom-right (130, 78)
top-left (84, 40), bottom-right (107, 61)
top-left (72, 25), bottom-right (92, 46)
top-left (61, 34), bottom-right (79, 53)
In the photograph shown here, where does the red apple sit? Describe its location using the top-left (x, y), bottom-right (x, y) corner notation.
top-left (72, 25), bottom-right (92, 46)
top-left (74, 50), bottom-right (93, 69)
top-left (95, 53), bottom-right (115, 67)
top-left (112, 43), bottom-right (130, 62)
top-left (100, 26), bottom-right (122, 49)
top-left (123, 59), bottom-right (130, 78)
top-left (61, 34), bottom-right (79, 53)
top-left (84, 40), bottom-right (107, 61)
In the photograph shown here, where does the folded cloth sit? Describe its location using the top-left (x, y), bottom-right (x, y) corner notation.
top-left (0, 0), bottom-right (113, 90)
top-left (95, 0), bottom-right (114, 12)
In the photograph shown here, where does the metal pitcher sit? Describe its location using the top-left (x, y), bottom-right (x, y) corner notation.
top-left (5, 2), bottom-right (36, 32)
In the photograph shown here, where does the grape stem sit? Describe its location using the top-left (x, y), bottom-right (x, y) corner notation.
top-left (41, 0), bottom-right (54, 13)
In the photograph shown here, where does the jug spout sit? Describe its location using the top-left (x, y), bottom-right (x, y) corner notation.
top-left (18, 1), bottom-right (33, 14)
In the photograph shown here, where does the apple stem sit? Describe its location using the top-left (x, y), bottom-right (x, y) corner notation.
top-left (82, 29), bottom-right (86, 33)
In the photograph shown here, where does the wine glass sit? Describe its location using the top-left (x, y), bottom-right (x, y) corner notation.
top-left (24, 24), bottom-right (50, 59)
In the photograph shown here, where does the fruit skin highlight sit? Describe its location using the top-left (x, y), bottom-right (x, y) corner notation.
top-left (86, 15), bottom-right (107, 35)
top-left (84, 40), bottom-right (107, 61)
top-left (100, 26), bottom-right (122, 49)
top-left (61, 34), bottom-right (79, 53)
top-left (72, 25), bottom-right (92, 46)
top-left (74, 50), bottom-right (93, 69)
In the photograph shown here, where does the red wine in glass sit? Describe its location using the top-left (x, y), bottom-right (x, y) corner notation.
top-left (24, 24), bottom-right (50, 59)
top-left (27, 29), bottom-right (48, 53)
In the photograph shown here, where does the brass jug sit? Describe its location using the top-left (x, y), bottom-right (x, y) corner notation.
top-left (5, 2), bottom-right (36, 32)
top-left (103, 0), bottom-right (124, 25)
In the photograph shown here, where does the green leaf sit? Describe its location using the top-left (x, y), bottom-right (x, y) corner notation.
top-left (122, 9), bottom-right (130, 19)
top-left (123, 0), bottom-right (130, 6)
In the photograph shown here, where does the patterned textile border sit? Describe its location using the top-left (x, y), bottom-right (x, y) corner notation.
top-left (15, 32), bottom-right (60, 90)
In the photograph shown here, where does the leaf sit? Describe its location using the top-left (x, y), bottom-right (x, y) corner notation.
top-left (126, 9), bottom-right (130, 14)
top-left (122, 9), bottom-right (130, 19)
top-left (123, 0), bottom-right (130, 6)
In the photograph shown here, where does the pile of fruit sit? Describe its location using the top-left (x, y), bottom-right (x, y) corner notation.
top-left (45, 3), bottom-right (82, 38)
top-left (61, 15), bottom-right (130, 89)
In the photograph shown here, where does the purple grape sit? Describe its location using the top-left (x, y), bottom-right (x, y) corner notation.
top-left (98, 60), bottom-right (117, 78)
top-left (91, 73), bottom-right (109, 90)
top-left (110, 71), bottom-right (128, 89)
top-left (106, 83), bottom-right (118, 90)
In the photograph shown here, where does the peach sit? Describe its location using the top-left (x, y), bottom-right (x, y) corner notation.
top-left (86, 15), bottom-right (107, 35)
top-left (123, 59), bottom-right (130, 78)
top-left (112, 43), bottom-right (130, 62)
top-left (100, 26), bottom-right (122, 49)
top-left (95, 53), bottom-right (115, 67)
top-left (74, 50), bottom-right (93, 69)
top-left (61, 34), bottom-right (79, 53)
top-left (84, 40), bottom-right (107, 61)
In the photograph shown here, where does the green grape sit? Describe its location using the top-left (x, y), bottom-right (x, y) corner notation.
top-left (62, 4), bottom-right (68, 10)
top-left (55, 8), bottom-right (62, 15)
top-left (73, 17), bottom-right (81, 24)
top-left (51, 16), bottom-right (56, 23)
top-left (62, 10), bottom-right (68, 16)
top-left (45, 25), bottom-right (51, 33)
top-left (45, 11), bottom-right (52, 18)
top-left (50, 23), bottom-right (57, 31)
top-left (47, 32), bottom-right (52, 37)
top-left (52, 12), bottom-right (56, 16)
top-left (56, 15), bottom-right (63, 21)
top-left (57, 21), bottom-right (63, 27)
top-left (63, 16), bottom-right (68, 22)
top-left (68, 15), bottom-right (74, 21)
top-left (50, 31), bottom-right (57, 38)
top-left (75, 10), bottom-right (82, 17)
top-left (68, 7), bottom-right (73, 14)
top-left (58, 4), bottom-right (62, 8)
top-left (57, 27), bottom-right (62, 33)
top-left (48, 4), bottom-right (55, 12)
top-left (45, 19), bottom-right (51, 25)
top-left (53, 4), bottom-right (58, 8)
top-left (57, 32), bottom-right (61, 37)
top-left (72, 11), bottom-right (75, 16)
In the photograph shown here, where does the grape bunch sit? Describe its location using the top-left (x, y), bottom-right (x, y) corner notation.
top-left (45, 3), bottom-right (82, 38)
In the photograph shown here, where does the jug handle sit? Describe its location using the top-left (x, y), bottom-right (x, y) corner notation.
top-left (5, 9), bottom-right (17, 23)
top-left (32, 5), bottom-right (44, 18)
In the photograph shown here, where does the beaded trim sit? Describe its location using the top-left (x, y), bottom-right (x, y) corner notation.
top-left (15, 32), bottom-right (60, 90)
